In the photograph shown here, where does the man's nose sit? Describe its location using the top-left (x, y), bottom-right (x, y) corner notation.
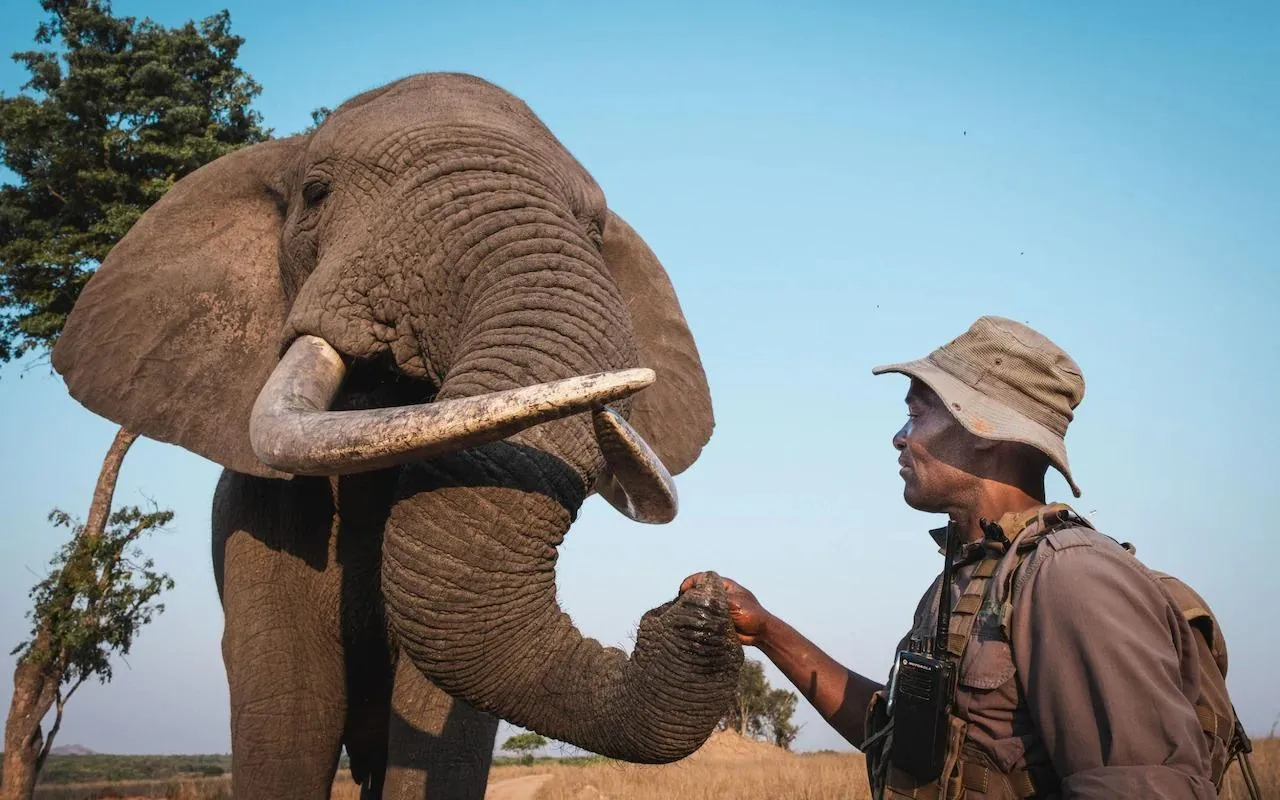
top-left (892, 423), bottom-right (908, 450)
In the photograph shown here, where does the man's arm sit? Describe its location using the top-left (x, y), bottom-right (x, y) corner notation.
top-left (1010, 541), bottom-right (1217, 799)
top-left (679, 572), bottom-right (883, 748)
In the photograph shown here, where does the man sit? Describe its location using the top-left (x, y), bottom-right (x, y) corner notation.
top-left (681, 316), bottom-right (1217, 798)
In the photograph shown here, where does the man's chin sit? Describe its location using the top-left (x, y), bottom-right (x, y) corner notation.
top-left (902, 486), bottom-right (944, 514)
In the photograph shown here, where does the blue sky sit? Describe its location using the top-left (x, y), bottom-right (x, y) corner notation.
top-left (1, 0), bottom-right (1276, 756)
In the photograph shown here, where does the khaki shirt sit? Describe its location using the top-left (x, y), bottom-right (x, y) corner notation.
top-left (896, 513), bottom-right (1218, 799)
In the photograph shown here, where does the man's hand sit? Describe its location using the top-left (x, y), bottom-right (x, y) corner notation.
top-left (679, 572), bottom-right (772, 647)
top-left (681, 569), bottom-right (883, 749)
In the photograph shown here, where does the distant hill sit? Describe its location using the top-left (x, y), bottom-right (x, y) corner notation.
top-left (48, 745), bottom-right (95, 756)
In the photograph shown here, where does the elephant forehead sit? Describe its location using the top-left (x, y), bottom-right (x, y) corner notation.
top-left (322, 73), bottom-right (552, 150)
top-left (307, 72), bottom-right (602, 208)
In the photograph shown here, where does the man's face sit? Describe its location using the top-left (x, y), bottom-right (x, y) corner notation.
top-left (893, 379), bottom-right (982, 512)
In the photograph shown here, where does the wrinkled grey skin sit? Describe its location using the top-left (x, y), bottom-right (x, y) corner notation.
top-left (51, 73), bottom-right (742, 799)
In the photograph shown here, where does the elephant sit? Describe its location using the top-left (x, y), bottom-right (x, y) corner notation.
top-left (50, 72), bottom-right (743, 799)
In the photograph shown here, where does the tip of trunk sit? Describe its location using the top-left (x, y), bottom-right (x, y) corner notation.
top-left (622, 571), bottom-right (746, 762)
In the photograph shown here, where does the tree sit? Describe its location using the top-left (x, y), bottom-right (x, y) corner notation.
top-left (0, 0), bottom-right (269, 364)
top-left (501, 732), bottom-right (549, 765)
top-left (308, 105), bottom-right (331, 131)
top-left (762, 687), bottom-right (802, 751)
top-left (2, 430), bottom-right (175, 798)
top-left (0, 2), bottom-right (266, 797)
top-left (7, 464), bottom-right (174, 782)
top-left (720, 658), bottom-right (770, 738)
top-left (718, 658), bottom-right (802, 750)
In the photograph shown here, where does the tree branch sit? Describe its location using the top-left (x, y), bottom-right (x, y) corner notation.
top-left (34, 679), bottom-right (77, 774)
top-left (84, 428), bottom-right (138, 542)
top-left (60, 676), bottom-right (87, 707)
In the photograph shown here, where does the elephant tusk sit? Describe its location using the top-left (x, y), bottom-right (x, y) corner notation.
top-left (592, 407), bottom-right (678, 524)
top-left (249, 335), bottom-right (658, 475)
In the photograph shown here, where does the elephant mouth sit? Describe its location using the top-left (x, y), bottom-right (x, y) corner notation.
top-left (247, 335), bottom-right (679, 523)
top-left (331, 350), bottom-right (438, 413)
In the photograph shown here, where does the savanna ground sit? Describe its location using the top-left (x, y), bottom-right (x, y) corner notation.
top-left (21, 731), bottom-right (1280, 799)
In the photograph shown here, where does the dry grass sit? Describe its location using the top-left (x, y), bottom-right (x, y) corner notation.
top-left (488, 764), bottom-right (566, 783)
top-left (530, 751), bottom-right (867, 800)
top-left (324, 763), bottom-right (560, 798)
top-left (328, 776), bottom-right (360, 800)
top-left (34, 736), bottom-right (1280, 799)
top-left (529, 736), bottom-right (1280, 800)
top-left (1222, 737), bottom-right (1280, 800)
top-left (33, 775), bottom-right (231, 800)
top-left (526, 732), bottom-right (867, 800)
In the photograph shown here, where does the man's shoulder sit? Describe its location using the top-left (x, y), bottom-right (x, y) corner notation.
top-left (1007, 522), bottom-right (1196, 665)
top-left (1013, 522), bottom-right (1159, 597)
top-left (1042, 523), bottom-right (1127, 556)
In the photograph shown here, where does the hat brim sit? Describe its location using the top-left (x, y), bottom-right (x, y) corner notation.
top-left (873, 358), bottom-right (1081, 497)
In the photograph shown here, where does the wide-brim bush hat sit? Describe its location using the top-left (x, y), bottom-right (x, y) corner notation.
top-left (873, 315), bottom-right (1084, 497)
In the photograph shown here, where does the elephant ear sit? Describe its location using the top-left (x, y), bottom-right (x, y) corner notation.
top-left (600, 210), bottom-right (714, 477)
top-left (51, 137), bottom-right (305, 479)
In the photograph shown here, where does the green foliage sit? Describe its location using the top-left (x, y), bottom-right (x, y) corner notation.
top-left (720, 658), bottom-right (802, 750)
top-left (0, 0), bottom-right (269, 364)
top-left (501, 732), bottom-right (549, 764)
top-left (13, 504), bottom-right (174, 693)
top-left (18, 754), bottom-right (231, 785)
top-left (722, 658), bottom-right (768, 737)
top-left (763, 686), bottom-right (801, 750)
top-left (490, 754), bottom-right (607, 767)
top-left (307, 105), bottom-right (331, 131)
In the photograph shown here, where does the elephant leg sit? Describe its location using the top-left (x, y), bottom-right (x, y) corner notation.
top-left (214, 470), bottom-right (348, 800)
top-left (382, 656), bottom-right (499, 800)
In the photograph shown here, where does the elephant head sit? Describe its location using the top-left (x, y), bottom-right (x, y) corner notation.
top-left (51, 72), bottom-right (741, 762)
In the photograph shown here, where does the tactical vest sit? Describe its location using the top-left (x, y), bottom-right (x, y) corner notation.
top-left (863, 504), bottom-right (1256, 799)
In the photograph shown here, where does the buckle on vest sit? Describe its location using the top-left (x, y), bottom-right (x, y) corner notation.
top-left (980, 518), bottom-right (1010, 553)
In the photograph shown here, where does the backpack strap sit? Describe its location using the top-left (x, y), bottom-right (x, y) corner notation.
top-left (1229, 711), bottom-right (1264, 800)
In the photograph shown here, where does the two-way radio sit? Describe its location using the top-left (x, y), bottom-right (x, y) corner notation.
top-left (885, 521), bottom-right (959, 781)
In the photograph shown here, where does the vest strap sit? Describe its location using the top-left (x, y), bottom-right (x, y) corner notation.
top-left (960, 760), bottom-right (1047, 798)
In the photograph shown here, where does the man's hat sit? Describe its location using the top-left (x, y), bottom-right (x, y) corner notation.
top-left (873, 316), bottom-right (1084, 497)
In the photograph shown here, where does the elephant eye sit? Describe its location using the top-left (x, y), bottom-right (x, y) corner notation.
top-left (301, 179), bottom-right (331, 209)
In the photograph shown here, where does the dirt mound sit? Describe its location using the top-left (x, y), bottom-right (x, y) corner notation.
top-left (687, 728), bottom-right (792, 762)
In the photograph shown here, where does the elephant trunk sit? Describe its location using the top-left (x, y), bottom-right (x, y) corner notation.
top-left (382, 439), bottom-right (742, 762)
top-left (381, 225), bottom-right (742, 761)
